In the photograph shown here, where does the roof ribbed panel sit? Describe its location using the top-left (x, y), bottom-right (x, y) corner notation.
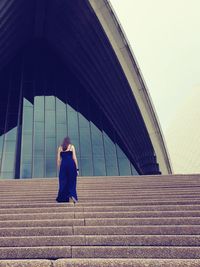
top-left (0, 0), bottom-right (163, 174)
top-left (0, 0), bottom-right (35, 69)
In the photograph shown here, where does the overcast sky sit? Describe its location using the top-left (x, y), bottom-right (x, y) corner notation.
top-left (110, 0), bottom-right (200, 133)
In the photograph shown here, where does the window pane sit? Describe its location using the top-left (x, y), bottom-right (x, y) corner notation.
top-left (79, 113), bottom-right (89, 128)
top-left (34, 96), bottom-right (44, 111)
top-left (131, 164), bottom-right (138, 175)
top-left (103, 132), bottom-right (119, 175)
top-left (35, 108), bottom-right (44, 121)
top-left (103, 132), bottom-right (117, 155)
top-left (0, 172), bottom-right (14, 179)
top-left (1, 153), bottom-right (15, 172)
top-left (34, 133), bottom-right (44, 154)
top-left (91, 123), bottom-right (104, 157)
top-left (46, 157), bottom-right (56, 177)
top-left (0, 135), bottom-right (4, 171)
top-left (21, 134), bottom-right (32, 155)
top-left (45, 111), bottom-right (55, 137)
top-left (21, 164), bottom-right (32, 178)
top-left (34, 121), bottom-right (44, 132)
top-left (5, 128), bottom-right (17, 141)
top-left (20, 99), bottom-right (33, 178)
top-left (67, 105), bottom-right (78, 138)
top-left (45, 96), bottom-right (55, 110)
top-left (81, 157), bottom-right (93, 176)
top-left (79, 128), bottom-right (92, 157)
top-left (57, 112), bottom-right (67, 124)
top-left (46, 138), bottom-right (56, 155)
top-left (116, 145), bottom-right (131, 175)
top-left (3, 140), bottom-right (16, 153)
top-left (23, 107), bottom-right (33, 130)
top-left (105, 156), bottom-right (119, 176)
top-left (118, 158), bottom-right (131, 175)
top-left (93, 157), bottom-right (106, 176)
top-left (33, 156), bottom-right (44, 177)
top-left (21, 153), bottom-right (32, 164)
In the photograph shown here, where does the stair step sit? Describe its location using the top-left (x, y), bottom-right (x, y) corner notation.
top-left (0, 174), bottom-right (200, 262)
top-left (0, 235), bottom-right (200, 247)
top-left (1, 259), bottom-right (200, 267)
top-left (1, 210), bottom-right (200, 221)
top-left (1, 217), bottom-right (200, 228)
top-left (72, 246), bottom-right (200, 259)
top-left (0, 246), bottom-right (71, 259)
top-left (1, 246), bottom-right (200, 259)
top-left (0, 219), bottom-right (84, 228)
top-left (1, 199), bottom-right (200, 208)
top-left (0, 207), bottom-right (83, 214)
top-left (0, 226), bottom-right (73, 237)
top-left (1, 196), bottom-right (200, 202)
top-left (0, 260), bottom-right (51, 267)
top-left (75, 210), bottom-right (200, 218)
top-left (52, 258), bottom-right (200, 267)
top-left (73, 225), bottom-right (200, 235)
top-left (85, 217), bottom-right (200, 226)
top-left (0, 204), bottom-right (200, 214)
top-left (1, 225), bottom-right (200, 237)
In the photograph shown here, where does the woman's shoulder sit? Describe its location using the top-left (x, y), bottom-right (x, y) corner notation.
top-left (70, 144), bottom-right (76, 151)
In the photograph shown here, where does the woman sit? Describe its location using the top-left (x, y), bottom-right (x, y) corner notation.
top-left (56, 136), bottom-right (79, 203)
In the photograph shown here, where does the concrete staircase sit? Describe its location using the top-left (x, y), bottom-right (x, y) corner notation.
top-left (0, 175), bottom-right (200, 266)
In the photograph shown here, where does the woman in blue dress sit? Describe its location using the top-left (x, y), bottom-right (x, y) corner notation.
top-left (56, 137), bottom-right (79, 203)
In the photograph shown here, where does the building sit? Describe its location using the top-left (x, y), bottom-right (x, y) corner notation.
top-left (0, 0), bottom-right (172, 179)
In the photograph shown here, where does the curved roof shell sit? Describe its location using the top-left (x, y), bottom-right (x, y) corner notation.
top-left (0, 0), bottom-right (172, 174)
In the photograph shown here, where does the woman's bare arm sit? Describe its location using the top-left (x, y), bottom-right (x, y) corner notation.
top-left (71, 145), bottom-right (79, 170)
top-left (57, 146), bottom-right (62, 167)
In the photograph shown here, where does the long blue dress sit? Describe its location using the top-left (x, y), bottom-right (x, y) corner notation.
top-left (56, 150), bottom-right (78, 202)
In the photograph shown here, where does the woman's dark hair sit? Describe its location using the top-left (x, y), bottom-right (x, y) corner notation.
top-left (62, 136), bottom-right (71, 151)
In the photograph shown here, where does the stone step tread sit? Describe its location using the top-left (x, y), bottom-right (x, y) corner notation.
top-left (1, 197), bottom-right (200, 202)
top-left (72, 246), bottom-right (200, 259)
top-left (74, 210), bottom-right (200, 218)
top-left (0, 260), bottom-right (51, 267)
top-left (48, 258), bottom-right (200, 267)
top-left (1, 204), bottom-right (200, 214)
top-left (1, 187), bottom-right (200, 191)
top-left (0, 235), bottom-right (200, 247)
top-left (1, 193), bottom-right (200, 197)
top-left (0, 227), bottom-right (73, 236)
top-left (1, 185), bottom-right (200, 190)
top-left (73, 225), bottom-right (200, 235)
top-left (1, 188), bottom-right (200, 193)
top-left (85, 217), bottom-right (200, 226)
top-left (0, 184), bottom-right (199, 188)
top-left (0, 219), bottom-right (85, 227)
top-left (1, 188), bottom-right (199, 192)
top-left (0, 175), bottom-right (199, 262)
top-left (1, 246), bottom-right (200, 259)
top-left (1, 225), bottom-right (200, 237)
top-left (1, 217), bottom-right (200, 228)
top-left (1, 259), bottom-right (200, 267)
top-left (1, 210), bottom-right (200, 221)
top-left (1, 200), bottom-right (200, 208)
top-left (2, 192), bottom-right (200, 198)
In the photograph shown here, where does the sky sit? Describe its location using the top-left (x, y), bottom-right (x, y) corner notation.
top-left (110, 0), bottom-right (200, 133)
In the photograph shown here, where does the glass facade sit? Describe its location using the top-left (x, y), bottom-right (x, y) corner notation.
top-left (19, 96), bottom-right (137, 178)
top-left (0, 45), bottom-right (138, 179)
